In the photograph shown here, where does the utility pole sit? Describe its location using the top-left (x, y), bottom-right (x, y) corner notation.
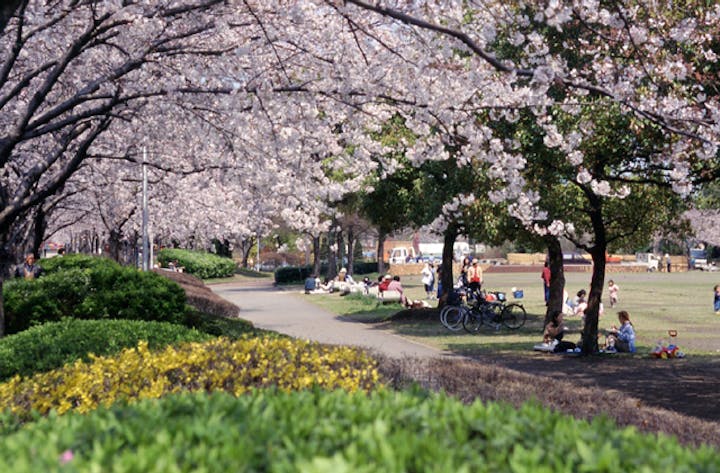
top-left (256, 227), bottom-right (261, 271)
top-left (141, 147), bottom-right (149, 271)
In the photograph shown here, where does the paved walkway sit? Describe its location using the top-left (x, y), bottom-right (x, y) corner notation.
top-left (211, 280), bottom-right (443, 359)
top-left (210, 280), bottom-right (720, 422)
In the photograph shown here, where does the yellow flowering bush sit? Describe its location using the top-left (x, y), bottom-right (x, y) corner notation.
top-left (0, 337), bottom-right (381, 417)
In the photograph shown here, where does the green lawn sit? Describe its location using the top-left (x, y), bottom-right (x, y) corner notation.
top-left (204, 268), bottom-right (273, 285)
top-left (300, 269), bottom-right (720, 356)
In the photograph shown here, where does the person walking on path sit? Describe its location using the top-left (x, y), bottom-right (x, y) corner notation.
top-left (210, 280), bottom-right (442, 359)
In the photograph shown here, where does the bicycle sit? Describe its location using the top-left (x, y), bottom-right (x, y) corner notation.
top-left (462, 291), bottom-right (527, 333)
top-left (439, 288), bottom-right (470, 331)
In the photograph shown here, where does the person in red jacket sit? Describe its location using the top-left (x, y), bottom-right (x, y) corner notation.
top-left (541, 261), bottom-right (551, 305)
top-left (378, 274), bottom-right (392, 293)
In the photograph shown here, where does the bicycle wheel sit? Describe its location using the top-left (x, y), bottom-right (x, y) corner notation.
top-left (440, 305), bottom-right (465, 331)
top-left (462, 309), bottom-right (483, 333)
top-left (485, 302), bottom-right (504, 329)
top-left (501, 303), bottom-right (527, 329)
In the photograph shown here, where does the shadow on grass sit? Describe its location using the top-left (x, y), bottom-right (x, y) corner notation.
top-left (183, 310), bottom-right (284, 339)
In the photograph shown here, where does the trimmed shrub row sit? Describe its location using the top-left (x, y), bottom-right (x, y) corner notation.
top-left (0, 338), bottom-right (381, 417)
top-left (0, 319), bottom-right (211, 382)
top-left (0, 390), bottom-right (717, 472)
top-left (3, 256), bottom-right (186, 334)
top-left (157, 248), bottom-right (236, 279)
top-left (274, 261), bottom-right (378, 284)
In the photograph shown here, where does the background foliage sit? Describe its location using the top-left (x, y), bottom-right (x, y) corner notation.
top-left (157, 249), bottom-right (237, 279)
top-left (0, 390), bottom-right (716, 472)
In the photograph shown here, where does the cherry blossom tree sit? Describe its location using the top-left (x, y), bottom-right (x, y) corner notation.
top-left (6, 0), bottom-right (720, 351)
top-left (294, 0), bottom-right (720, 352)
top-left (0, 0), bottom-right (238, 335)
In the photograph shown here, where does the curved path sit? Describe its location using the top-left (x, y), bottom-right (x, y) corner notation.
top-left (210, 280), bottom-right (444, 359)
top-left (211, 279), bottom-right (720, 422)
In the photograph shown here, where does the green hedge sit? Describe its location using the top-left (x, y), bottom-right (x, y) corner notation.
top-left (353, 261), bottom-right (379, 274)
top-left (157, 248), bottom-right (236, 279)
top-left (0, 390), bottom-right (717, 472)
top-left (275, 262), bottom-right (378, 284)
top-left (3, 257), bottom-right (186, 334)
top-left (38, 254), bottom-right (116, 274)
top-left (0, 319), bottom-right (211, 382)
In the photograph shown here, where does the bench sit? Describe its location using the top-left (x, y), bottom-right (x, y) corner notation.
top-left (378, 290), bottom-right (403, 304)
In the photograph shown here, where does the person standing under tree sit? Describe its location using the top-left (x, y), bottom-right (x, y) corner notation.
top-left (14, 253), bottom-right (42, 279)
top-left (665, 253), bottom-right (671, 272)
top-left (421, 261), bottom-right (435, 300)
top-left (541, 261), bottom-right (551, 305)
top-left (467, 259), bottom-right (483, 295)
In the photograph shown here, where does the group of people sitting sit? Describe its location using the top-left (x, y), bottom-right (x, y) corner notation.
top-left (304, 268), bottom-right (428, 308)
top-left (538, 308), bottom-right (636, 354)
top-left (304, 268), bottom-right (361, 295)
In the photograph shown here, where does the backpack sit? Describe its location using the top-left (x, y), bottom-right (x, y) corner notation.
top-left (553, 340), bottom-right (577, 353)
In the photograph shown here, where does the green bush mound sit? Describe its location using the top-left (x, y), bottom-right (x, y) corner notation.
top-left (38, 254), bottom-right (116, 274)
top-left (3, 257), bottom-right (186, 334)
top-left (157, 248), bottom-right (236, 279)
top-left (1, 390), bottom-right (717, 472)
top-left (0, 319), bottom-right (211, 382)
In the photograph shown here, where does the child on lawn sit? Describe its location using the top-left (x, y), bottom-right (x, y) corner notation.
top-left (608, 280), bottom-right (620, 308)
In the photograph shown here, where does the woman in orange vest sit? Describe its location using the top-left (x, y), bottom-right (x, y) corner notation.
top-left (467, 259), bottom-right (483, 294)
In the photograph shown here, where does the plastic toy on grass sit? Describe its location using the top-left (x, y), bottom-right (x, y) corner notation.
top-left (651, 330), bottom-right (686, 359)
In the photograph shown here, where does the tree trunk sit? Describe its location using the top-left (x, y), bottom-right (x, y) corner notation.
top-left (312, 235), bottom-right (321, 276)
top-left (581, 202), bottom-right (608, 355)
top-left (336, 228), bottom-right (345, 271)
top-left (240, 237), bottom-right (255, 268)
top-left (327, 228), bottom-right (337, 280)
top-left (0, 237), bottom-right (12, 337)
top-left (0, 275), bottom-right (4, 338)
top-left (377, 229), bottom-right (386, 276)
top-left (439, 225), bottom-right (458, 307)
top-left (544, 235), bottom-right (565, 324)
top-left (346, 226), bottom-right (355, 275)
top-left (581, 245), bottom-right (607, 355)
top-left (30, 207), bottom-right (47, 258)
top-left (108, 229), bottom-right (122, 263)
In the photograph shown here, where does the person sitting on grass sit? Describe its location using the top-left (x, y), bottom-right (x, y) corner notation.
top-left (534, 309), bottom-right (576, 352)
top-left (378, 274), bottom-right (392, 293)
top-left (605, 310), bottom-right (636, 353)
top-left (572, 289), bottom-right (587, 316)
top-left (387, 275), bottom-right (407, 306)
top-left (543, 310), bottom-right (566, 347)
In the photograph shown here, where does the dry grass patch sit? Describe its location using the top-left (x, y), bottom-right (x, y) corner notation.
top-left (376, 355), bottom-right (720, 449)
top-left (155, 270), bottom-right (239, 318)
